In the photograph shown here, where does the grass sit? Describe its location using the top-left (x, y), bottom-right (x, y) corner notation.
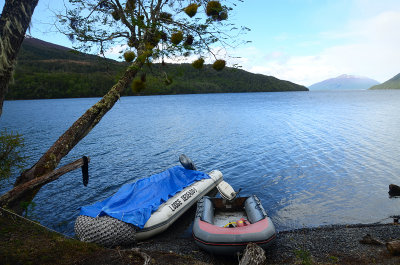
top-left (0, 208), bottom-right (207, 265)
top-left (294, 248), bottom-right (313, 265)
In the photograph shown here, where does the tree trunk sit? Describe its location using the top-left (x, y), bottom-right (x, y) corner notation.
top-left (0, 0), bottom-right (39, 116)
top-left (10, 56), bottom-right (145, 214)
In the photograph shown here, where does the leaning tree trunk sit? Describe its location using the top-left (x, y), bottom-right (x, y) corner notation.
top-left (6, 56), bottom-right (145, 213)
top-left (0, 0), bottom-right (39, 116)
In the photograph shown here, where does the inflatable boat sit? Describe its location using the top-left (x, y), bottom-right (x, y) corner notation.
top-left (75, 155), bottom-right (223, 247)
top-left (192, 193), bottom-right (276, 255)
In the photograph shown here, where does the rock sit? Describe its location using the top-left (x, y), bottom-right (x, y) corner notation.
top-left (389, 184), bottom-right (400, 197)
top-left (239, 243), bottom-right (266, 265)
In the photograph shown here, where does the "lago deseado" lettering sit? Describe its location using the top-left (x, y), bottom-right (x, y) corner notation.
top-left (168, 187), bottom-right (197, 211)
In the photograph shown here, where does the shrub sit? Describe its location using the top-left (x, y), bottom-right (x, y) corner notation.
top-left (0, 129), bottom-right (26, 185)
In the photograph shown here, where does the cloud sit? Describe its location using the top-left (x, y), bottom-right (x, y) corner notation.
top-left (102, 44), bottom-right (128, 60)
top-left (235, 10), bottom-right (400, 86)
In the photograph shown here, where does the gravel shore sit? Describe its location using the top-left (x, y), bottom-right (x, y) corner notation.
top-left (3, 206), bottom-right (400, 264)
top-left (139, 207), bottom-right (400, 264)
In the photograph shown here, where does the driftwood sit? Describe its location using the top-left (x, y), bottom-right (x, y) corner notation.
top-left (359, 234), bottom-right (384, 245)
top-left (387, 240), bottom-right (400, 255)
top-left (360, 235), bottom-right (400, 256)
top-left (0, 157), bottom-right (89, 209)
top-left (239, 243), bottom-right (266, 265)
top-left (131, 248), bottom-right (151, 265)
top-left (389, 184), bottom-right (400, 197)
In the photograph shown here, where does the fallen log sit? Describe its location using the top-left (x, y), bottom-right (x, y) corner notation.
top-left (359, 234), bottom-right (384, 245)
top-left (0, 157), bottom-right (89, 209)
top-left (239, 243), bottom-right (266, 265)
top-left (389, 184), bottom-right (400, 197)
top-left (387, 240), bottom-right (400, 255)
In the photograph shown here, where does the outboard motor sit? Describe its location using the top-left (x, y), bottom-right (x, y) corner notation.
top-left (217, 181), bottom-right (238, 201)
top-left (179, 154), bottom-right (197, 170)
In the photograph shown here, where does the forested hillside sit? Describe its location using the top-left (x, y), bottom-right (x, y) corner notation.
top-left (7, 37), bottom-right (308, 99)
top-left (370, 73), bottom-right (400, 90)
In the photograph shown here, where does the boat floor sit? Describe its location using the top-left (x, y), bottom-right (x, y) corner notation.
top-left (213, 210), bottom-right (247, 227)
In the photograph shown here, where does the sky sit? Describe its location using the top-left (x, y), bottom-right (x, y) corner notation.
top-left (1, 0), bottom-right (400, 86)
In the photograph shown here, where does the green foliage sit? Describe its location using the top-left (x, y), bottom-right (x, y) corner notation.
top-left (7, 38), bottom-right (308, 100)
top-left (171, 31), bottom-right (183, 45)
top-left (192, 58), bottom-right (204, 69)
top-left (20, 201), bottom-right (37, 218)
top-left (57, 0), bottom-right (244, 68)
top-left (294, 249), bottom-right (313, 265)
top-left (370, 73), bottom-right (400, 90)
top-left (123, 51), bottom-right (136, 62)
top-left (328, 255), bottom-right (339, 263)
top-left (131, 79), bottom-right (146, 93)
top-left (184, 3), bottom-right (198, 18)
top-left (0, 129), bottom-right (26, 185)
top-left (212, 59), bottom-right (226, 71)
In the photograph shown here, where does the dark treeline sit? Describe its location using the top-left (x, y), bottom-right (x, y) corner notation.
top-left (6, 37), bottom-right (308, 100)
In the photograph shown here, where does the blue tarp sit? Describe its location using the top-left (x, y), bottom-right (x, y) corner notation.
top-left (79, 166), bottom-right (210, 229)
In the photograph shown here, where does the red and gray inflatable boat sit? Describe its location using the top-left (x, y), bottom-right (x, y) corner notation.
top-left (192, 194), bottom-right (276, 255)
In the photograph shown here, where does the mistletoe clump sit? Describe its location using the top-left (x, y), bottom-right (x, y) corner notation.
top-left (212, 59), bottom-right (225, 71)
top-left (124, 51), bottom-right (136, 62)
top-left (160, 12), bottom-right (173, 21)
top-left (218, 11), bottom-right (228, 21)
top-left (111, 10), bottom-right (120, 21)
top-left (184, 35), bottom-right (194, 46)
top-left (192, 58), bottom-right (205, 69)
top-left (206, 1), bottom-right (222, 17)
top-left (206, 1), bottom-right (227, 21)
top-left (171, 31), bottom-right (183, 45)
top-left (184, 3), bottom-right (198, 18)
top-left (125, 0), bottom-right (135, 11)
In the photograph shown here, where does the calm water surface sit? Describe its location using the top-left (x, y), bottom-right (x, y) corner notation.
top-left (1, 90), bottom-right (400, 236)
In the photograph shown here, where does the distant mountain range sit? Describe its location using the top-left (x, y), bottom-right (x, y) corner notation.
top-left (308, 74), bottom-right (380, 90)
top-left (7, 37), bottom-right (308, 100)
top-left (370, 73), bottom-right (400, 90)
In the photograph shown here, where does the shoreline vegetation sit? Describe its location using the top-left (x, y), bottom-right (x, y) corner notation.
top-left (2, 207), bottom-right (400, 265)
top-left (6, 37), bottom-right (308, 100)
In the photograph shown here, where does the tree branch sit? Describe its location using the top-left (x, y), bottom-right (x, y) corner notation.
top-left (1, 157), bottom-right (90, 209)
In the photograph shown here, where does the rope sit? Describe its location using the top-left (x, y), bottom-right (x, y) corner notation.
top-left (223, 221), bottom-right (237, 228)
top-left (0, 206), bottom-right (73, 239)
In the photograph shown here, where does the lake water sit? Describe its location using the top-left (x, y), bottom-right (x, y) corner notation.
top-left (1, 90), bottom-right (400, 236)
